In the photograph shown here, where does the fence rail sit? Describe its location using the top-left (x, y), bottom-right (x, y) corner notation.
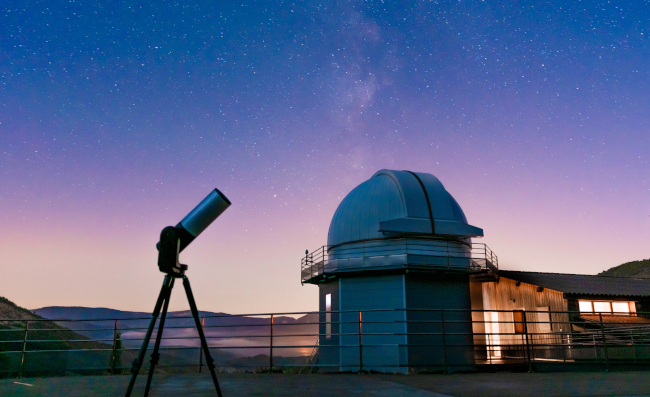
top-left (2, 309), bottom-right (650, 377)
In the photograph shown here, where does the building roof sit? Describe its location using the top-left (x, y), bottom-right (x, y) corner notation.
top-left (327, 169), bottom-right (483, 247)
top-left (499, 270), bottom-right (650, 297)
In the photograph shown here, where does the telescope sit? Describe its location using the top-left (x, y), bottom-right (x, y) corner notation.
top-left (125, 188), bottom-right (230, 397)
top-left (157, 188), bottom-right (231, 275)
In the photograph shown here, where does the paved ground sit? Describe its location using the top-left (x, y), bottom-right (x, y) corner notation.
top-left (3, 371), bottom-right (650, 396)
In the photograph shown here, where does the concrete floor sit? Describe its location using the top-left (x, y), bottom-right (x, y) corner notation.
top-left (3, 371), bottom-right (650, 397)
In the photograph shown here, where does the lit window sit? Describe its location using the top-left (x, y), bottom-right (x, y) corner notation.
top-left (578, 301), bottom-right (593, 312)
top-left (579, 300), bottom-right (634, 315)
top-left (536, 307), bottom-right (551, 332)
top-left (593, 301), bottom-right (612, 313)
top-left (612, 302), bottom-right (630, 314)
top-left (484, 312), bottom-right (501, 358)
top-left (325, 294), bottom-right (331, 339)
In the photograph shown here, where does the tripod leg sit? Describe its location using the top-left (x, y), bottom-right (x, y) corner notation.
top-left (125, 275), bottom-right (173, 397)
top-left (183, 276), bottom-right (223, 397)
top-left (143, 277), bottom-right (174, 397)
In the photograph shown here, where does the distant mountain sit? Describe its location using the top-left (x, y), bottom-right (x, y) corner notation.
top-left (34, 306), bottom-right (318, 332)
top-left (33, 306), bottom-right (320, 363)
top-left (5, 302), bottom-right (318, 372)
top-left (34, 306), bottom-right (152, 321)
top-left (599, 259), bottom-right (650, 278)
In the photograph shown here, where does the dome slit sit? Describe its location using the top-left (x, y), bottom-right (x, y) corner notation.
top-left (405, 170), bottom-right (435, 234)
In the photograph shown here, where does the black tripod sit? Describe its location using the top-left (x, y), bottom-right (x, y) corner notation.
top-left (124, 274), bottom-right (223, 397)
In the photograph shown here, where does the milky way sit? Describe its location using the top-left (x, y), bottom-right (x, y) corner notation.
top-left (1, 0), bottom-right (649, 313)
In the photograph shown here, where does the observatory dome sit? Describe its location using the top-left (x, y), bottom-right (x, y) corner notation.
top-left (327, 169), bottom-right (483, 247)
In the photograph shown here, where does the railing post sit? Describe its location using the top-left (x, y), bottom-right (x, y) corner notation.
top-left (19, 320), bottom-right (29, 378)
top-left (599, 313), bottom-right (610, 371)
top-left (484, 244), bottom-right (487, 266)
top-left (441, 310), bottom-right (448, 373)
top-left (631, 330), bottom-right (636, 362)
top-left (487, 316), bottom-right (493, 364)
top-left (111, 319), bottom-right (118, 374)
top-left (358, 311), bottom-right (363, 373)
top-left (523, 313), bottom-right (533, 372)
top-left (269, 314), bottom-right (274, 372)
top-left (199, 317), bottom-right (204, 373)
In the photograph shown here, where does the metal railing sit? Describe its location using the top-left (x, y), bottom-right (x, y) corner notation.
top-left (2, 309), bottom-right (650, 378)
top-left (301, 239), bottom-right (498, 284)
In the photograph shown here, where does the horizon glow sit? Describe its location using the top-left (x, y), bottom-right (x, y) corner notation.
top-left (1, 0), bottom-right (649, 314)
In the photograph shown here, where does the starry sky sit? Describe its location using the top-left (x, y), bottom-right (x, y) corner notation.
top-left (2, 0), bottom-right (649, 314)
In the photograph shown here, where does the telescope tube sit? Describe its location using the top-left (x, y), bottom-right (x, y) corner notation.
top-left (175, 188), bottom-right (231, 252)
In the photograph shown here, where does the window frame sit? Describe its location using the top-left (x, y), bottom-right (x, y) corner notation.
top-left (536, 306), bottom-right (552, 333)
top-left (578, 300), bottom-right (634, 315)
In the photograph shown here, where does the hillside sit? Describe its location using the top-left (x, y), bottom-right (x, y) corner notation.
top-left (598, 259), bottom-right (650, 278)
top-left (0, 296), bottom-right (41, 322)
top-left (0, 297), bottom-right (116, 377)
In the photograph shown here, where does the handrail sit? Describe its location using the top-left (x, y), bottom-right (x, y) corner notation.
top-left (3, 309), bottom-right (650, 377)
top-left (301, 238), bottom-right (498, 284)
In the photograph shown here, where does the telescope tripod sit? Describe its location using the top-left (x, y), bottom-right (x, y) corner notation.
top-left (124, 274), bottom-right (223, 397)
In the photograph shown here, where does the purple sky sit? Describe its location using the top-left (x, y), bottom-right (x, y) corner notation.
top-left (1, 0), bottom-right (649, 314)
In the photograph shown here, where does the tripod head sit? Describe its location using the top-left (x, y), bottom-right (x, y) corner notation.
top-left (157, 188), bottom-right (231, 275)
top-left (158, 226), bottom-right (188, 276)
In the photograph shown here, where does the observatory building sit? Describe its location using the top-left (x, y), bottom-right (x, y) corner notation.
top-left (301, 169), bottom-right (650, 372)
top-left (301, 169), bottom-right (496, 372)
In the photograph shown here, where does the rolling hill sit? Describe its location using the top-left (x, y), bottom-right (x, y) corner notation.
top-left (598, 259), bottom-right (650, 278)
top-left (0, 297), bottom-right (116, 377)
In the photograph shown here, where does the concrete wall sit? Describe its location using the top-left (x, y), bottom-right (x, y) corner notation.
top-left (339, 274), bottom-right (408, 373)
top-left (318, 280), bottom-right (340, 370)
top-left (319, 272), bottom-right (477, 372)
top-left (404, 273), bottom-right (474, 371)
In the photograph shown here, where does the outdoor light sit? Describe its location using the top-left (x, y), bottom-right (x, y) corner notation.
top-left (157, 188), bottom-right (231, 275)
top-left (125, 188), bottom-right (230, 397)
